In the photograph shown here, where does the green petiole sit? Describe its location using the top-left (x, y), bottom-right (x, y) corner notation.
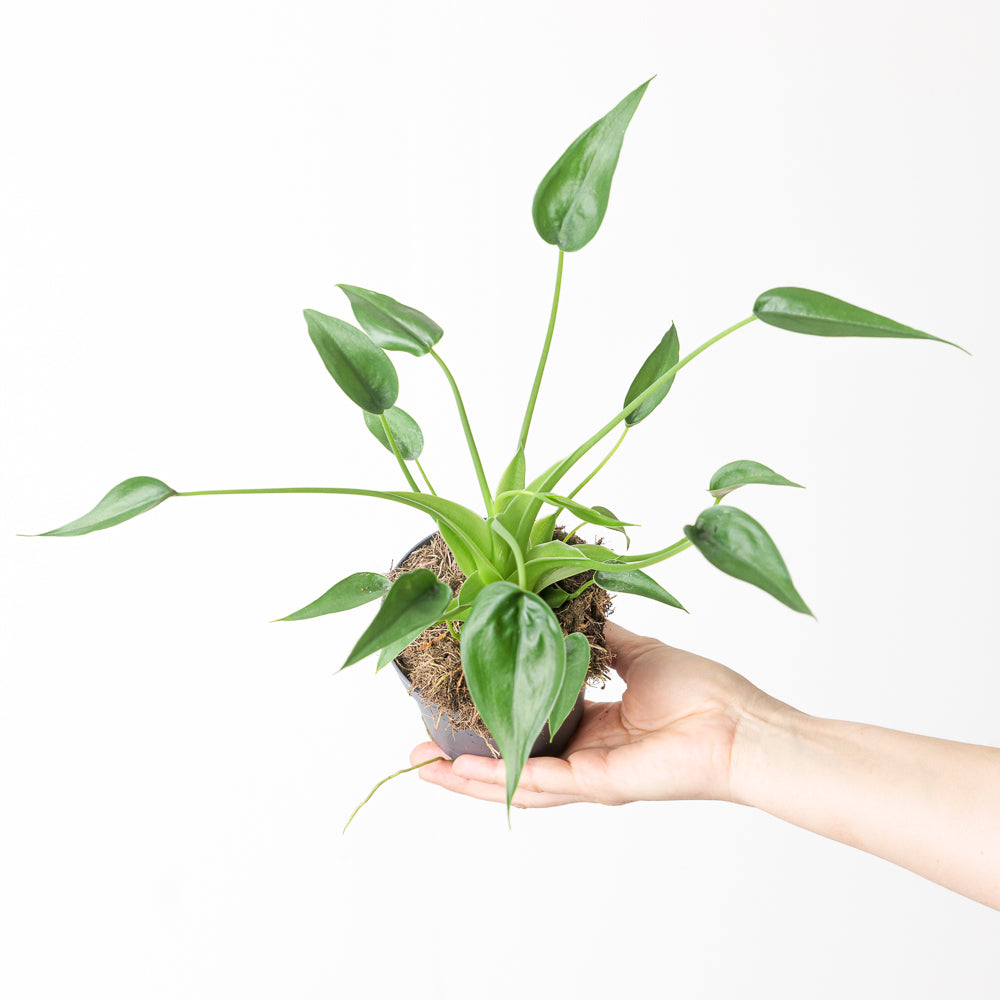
top-left (517, 249), bottom-right (565, 453)
top-left (415, 460), bottom-right (437, 496)
top-left (491, 517), bottom-right (527, 590)
top-left (568, 426), bottom-right (629, 501)
top-left (380, 413), bottom-right (421, 492)
top-left (430, 348), bottom-right (494, 516)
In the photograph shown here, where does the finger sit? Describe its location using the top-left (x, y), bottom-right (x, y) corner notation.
top-left (452, 752), bottom-right (589, 799)
top-left (409, 741), bottom-right (451, 767)
top-left (418, 760), bottom-right (579, 809)
top-left (603, 621), bottom-right (662, 680)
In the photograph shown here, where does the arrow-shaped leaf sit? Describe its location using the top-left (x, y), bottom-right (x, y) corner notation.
top-left (593, 567), bottom-right (686, 610)
top-left (684, 506), bottom-right (812, 616)
top-left (363, 406), bottom-right (424, 461)
top-left (32, 476), bottom-right (176, 537)
top-left (304, 308), bottom-right (399, 413)
top-left (532, 78), bottom-right (652, 252)
top-left (708, 460), bottom-right (804, 499)
top-left (624, 323), bottom-right (680, 426)
top-left (753, 287), bottom-right (967, 352)
top-left (549, 632), bottom-right (591, 736)
top-left (337, 284), bottom-right (443, 357)
top-left (461, 582), bottom-right (567, 815)
top-left (343, 569), bottom-right (452, 668)
top-left (278, 572), bottom-right (391, 622)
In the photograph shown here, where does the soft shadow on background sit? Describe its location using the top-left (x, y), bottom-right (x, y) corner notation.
top-left (2, 1), bottom-right (998, 997)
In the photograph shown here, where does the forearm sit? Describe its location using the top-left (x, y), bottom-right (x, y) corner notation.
top-left (731, 696), bottom-right (1000, 909)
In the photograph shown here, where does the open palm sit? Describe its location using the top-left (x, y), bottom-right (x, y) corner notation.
top-left (410, 622), bottom-right (772, 808)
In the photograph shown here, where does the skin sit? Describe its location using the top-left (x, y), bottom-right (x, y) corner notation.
top-left (410, 622), bottom-right (1000, 910)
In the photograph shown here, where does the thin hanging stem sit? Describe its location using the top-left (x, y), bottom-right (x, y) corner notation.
top-left (430, 349), bottom-right (494, 516)
top-left (343, 757), bottom-right (444, 833)
top-left (380, 413), bottom-right (421, 492)
top-left (517, 249), bottom-right (565, 452)
top-left (415, 459), bottom-right (437, 496)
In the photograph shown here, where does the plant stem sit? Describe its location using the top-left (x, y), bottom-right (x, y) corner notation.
top-left (342, 757), bottom-right (444, 833)
top-left (415, 460), bottom-right (437, 495)
top-left (615, 537), bottom-right (692, 566)
top-left (541, 315), bottom-right (758, 494)
top-left (172, 486), bottom-right (502, 577)
top-left (491, 518), bottom-right (526, 590)
top-left (568, 426), bottom-right (629, 500)
top-left (380, 413), bottom-right (421, 492)
top-left (430, 348), bottom-right (494, 516)
top-left (517, 249), bottom-right (565, 453)
top-left (445, 619), bottom-right (460, 641)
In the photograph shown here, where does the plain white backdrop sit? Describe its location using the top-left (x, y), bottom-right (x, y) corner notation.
top-left (2, 1), bottom-right (998, 997)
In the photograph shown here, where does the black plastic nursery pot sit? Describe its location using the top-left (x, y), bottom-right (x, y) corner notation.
top-left (391, 534), bottom-right (588, 761)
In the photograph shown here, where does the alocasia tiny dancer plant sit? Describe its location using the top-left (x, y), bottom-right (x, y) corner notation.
top-left (29, 78), bottom-right (965, 817)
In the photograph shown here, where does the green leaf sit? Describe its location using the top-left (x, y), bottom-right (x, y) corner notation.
top-left (540, 585), bottom-right (570, 610)
top-left (363, 406), bottom-right (424, 461)
top-left (459, 570), bottom-right (487, 607)
top-left (593, 567), bottom-right (685, 610)
top-left (343, 569), bottom-right (452, 668)
top-left (709, 460), bottom-right (804, 499)
top-left (277, 572), bottom-right (391, 622)
top-left (376, 626), bottom-right (425, 672)
top-left (549, 632), bottom-right (590, 736)
top-left (529, 512), bottom-right (558, 547)
top-left (624, 323), bottom-right (680, 426)
top-left (543, 493), bottom-right (636, 529)
top-left (337, 284), bottom-right (443, 357)
top-left (304, 308), bottom-right (399, 413)
top-left (592, 505), bottom-right (631, 549)
top-left (461, 582), bottom-right (566, 815)
top-left (32, 476), bottom-right (175, 537)
top-left (752, 287), bottom-right (967, 352)
top-left (494, 447), bottom-right (526, 514)
top-left (532, 78), bottom-right (652, 252)
top-left (684, 506), bottom-right (812, 616)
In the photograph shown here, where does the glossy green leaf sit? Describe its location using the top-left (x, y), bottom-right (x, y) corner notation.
top-left (543, 493), bottom-right (636, 529)
top-left (541, 585), bottom-right (570, 610)
top-left (277, 572), bottom-right (391, 622)
top-left (343, 569), bottom-right (452, 668)
top-left (529, 512), bottom-right (558, 547)
top-left (461, 582), bottom-right (567, 814)
top-left (709, 460), bottom-right (803, 499)
top-left (753, 287), bottom-right (966, 352)
top-left (549, 632), bottom-right (591, 736)
top-left (532, 78), bottom-right (652, 252)
top-left (303, 308), bottom-right (399, 413)
top-left (376, 625), bottom-right (426, 672)
top-left (363, 406), bottom-right (424, 461)
top-left (459, 570), bottom-right (487, 607)
top-left (33, 476), bottom-right (175, 537)
top-left (592, 505), bottom-right (631, 548)
top-left (337, 284), bottom-right (443, 357)
top-left (437, 523), bottom-right (484, 581)
top-left (684, 506), bottom-right (812, 616)
top-left (494, 447), bottom-right (526, 514)
top-left (624, 323), bottom-right (680, 426)
top-left (593, 567), bottom-right (685, 611)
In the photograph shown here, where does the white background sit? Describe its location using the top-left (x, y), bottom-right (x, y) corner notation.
top-left (2, 1), bottom-right (998, 996)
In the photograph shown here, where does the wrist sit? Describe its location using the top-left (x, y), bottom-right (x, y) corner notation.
top-left (727, 688), bottom-right (805, 807)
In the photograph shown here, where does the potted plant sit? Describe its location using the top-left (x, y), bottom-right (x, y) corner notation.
top-left (27, 78), bottom-right (965, 819)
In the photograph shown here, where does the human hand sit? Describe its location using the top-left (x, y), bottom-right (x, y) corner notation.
top-left (409, 621), bottom-right (786, 808)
